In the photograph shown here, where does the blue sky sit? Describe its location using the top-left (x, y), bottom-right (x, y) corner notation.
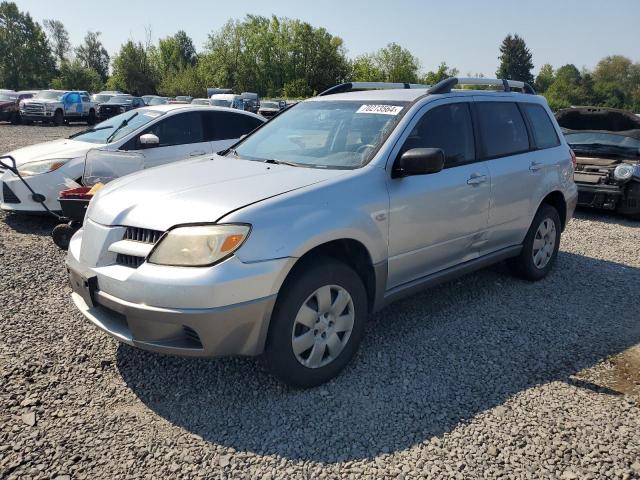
top-left (16, 0), bottom-right (640, 76)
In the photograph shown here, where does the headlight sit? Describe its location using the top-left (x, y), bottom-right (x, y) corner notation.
top-left (17, 158), bottom-right (70, 176)
top-left (148, 224), bottom-right (251, 267)
top-left (613, 164), bottom-right (635, 182)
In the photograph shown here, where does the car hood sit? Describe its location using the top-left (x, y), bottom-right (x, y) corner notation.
top-left (88, 155), bottom-right (348, 230)
top-left (3, 139), bottom-right (97, 167)
top-left (24, 98), bottom-right (60, 104)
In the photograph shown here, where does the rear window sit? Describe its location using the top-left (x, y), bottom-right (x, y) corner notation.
top-left (204, 111), bottom-right (263, 141)
top-left (476, 102), bottom-right (529, 158)
top-left (523, 104), bottom-right (560, 149)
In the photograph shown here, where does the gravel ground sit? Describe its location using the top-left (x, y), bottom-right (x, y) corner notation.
top-left (1, 124), bottom-right (639, 479)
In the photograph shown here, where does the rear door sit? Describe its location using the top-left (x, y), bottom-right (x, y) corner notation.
top-left (203, 111), bottom-right (264, 152)
top-left (386, 99), bottom-right (491, 288)
top-left (136, 111), bottom-right (213, 168)
top-left (473, 97), bottom-right (550, 252)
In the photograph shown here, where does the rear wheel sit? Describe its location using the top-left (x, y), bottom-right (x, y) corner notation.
top-left (87, 109), bottom-right (96, 125)
top-left (263, 258), bottom-right (368, 388)
top-left (508, 204), bottom-right (561, 281)
top-left (53, 109), bottom-right (64, 126)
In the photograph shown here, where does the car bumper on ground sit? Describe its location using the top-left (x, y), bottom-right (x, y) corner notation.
top-left (66, 225), bottom-right (294, 357)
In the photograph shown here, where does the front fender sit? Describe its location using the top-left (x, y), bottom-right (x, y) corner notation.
top-left (222, 167), bottom-right (390, 266)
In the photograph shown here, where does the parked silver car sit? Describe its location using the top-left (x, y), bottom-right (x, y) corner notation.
top-left (67, 78), bottom-right (578, 387)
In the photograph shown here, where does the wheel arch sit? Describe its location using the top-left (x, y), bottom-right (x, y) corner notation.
top-left (538, 190), bottom-right (567, 230)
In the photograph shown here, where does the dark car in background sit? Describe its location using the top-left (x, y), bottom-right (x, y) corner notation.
top-left (257, 100), bottom-right (284, 118)
top-left (0, 90), bottom-right (35, 124)
top-left (556, 107), bottom-right (640, 220)
top-left (98, 95), bottom-right (145, 120)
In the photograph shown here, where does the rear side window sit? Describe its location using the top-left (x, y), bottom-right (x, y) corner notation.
top-left (476, 102), bottom-right (529, 158)
top-left (522, 103), bottom-right (560, 149)
top-left (204, 111), bottom-right (263, 141)
top-left (401, 103), bottom-right (475, 166)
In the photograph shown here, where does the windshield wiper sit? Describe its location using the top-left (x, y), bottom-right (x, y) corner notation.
top-left (68, 125), bottom-right (113, 139)
top-left (263, 158), bottom-right (302, 167)
top-left (106, 112), bottom-right (138, 143)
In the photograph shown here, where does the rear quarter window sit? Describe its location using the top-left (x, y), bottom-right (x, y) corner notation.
top-left (476, 102), bottom-right (530, 158)
top-left (522, 103), bottom-right (560, 149)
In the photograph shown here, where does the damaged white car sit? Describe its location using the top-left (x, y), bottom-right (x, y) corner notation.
top-left (0, 105), bottom-right (264, 213)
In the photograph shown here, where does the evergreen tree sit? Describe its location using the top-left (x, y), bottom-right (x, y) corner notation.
top-left (496, 34), bottom-right (534, 85)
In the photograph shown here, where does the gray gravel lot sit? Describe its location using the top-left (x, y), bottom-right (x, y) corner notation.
top-left (1, 124), bottom-right (639, 479)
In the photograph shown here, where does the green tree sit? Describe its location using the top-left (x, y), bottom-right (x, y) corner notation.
top-left (157, 30), bottom-right (197, 72)
top-left (76, 31), bottom-right (110, 82)
top-left (535, 63), bottom-right (555, 93)
top-left (51, 60), bottom-right (103, 92)
top-left (423, 62), bottom-right (459, 85)
top-left (350, 43), bottom-right (420, 83)
top-left (496, 34), bottom-right (534, 85)
top-left (0, 1), bottom-right (55, 89)
top-left (43, 19), bottom-right (70, 67)
top-left (592, 55), bottom-right (640, 110)
top-left (543, 64), bottom-right (595, 110)
top-left (200, 15), bottom-right (349, 97)
top-left (108, 40), bottom-right (158, 95)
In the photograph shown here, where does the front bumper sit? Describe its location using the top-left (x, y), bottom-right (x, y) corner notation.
top-left (0, 169), bottom-right (78, 213)
top-left (575, 180), bottom-right (640, 213)
top-left (66, 223), bottom-right (295, 357)
top-left (20, 112), bottom-right (55, 122)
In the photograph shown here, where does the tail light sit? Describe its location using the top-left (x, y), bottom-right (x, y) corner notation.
top-left (569, 149), bottom-right (577, 169)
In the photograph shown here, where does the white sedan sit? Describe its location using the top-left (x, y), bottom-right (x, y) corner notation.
top-left (0, 104), bottom-right (265, 213)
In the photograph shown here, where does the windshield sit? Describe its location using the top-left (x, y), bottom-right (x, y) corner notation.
top-left (92, 94), bottom-right (113, 103)
top-left (233, 100), bottom-right (407, 169)
top-left (35, 91), bottom-right (64, 100)
top-left (260, 101), bottom-right (279, 109)
top-left (0, 93), bottom-right (17, 101)
top-left (70, 108), bottom-right (165, 144)
top-left (107, 95), bottom-right (133, 104)
top-left (565, 132), bottom-right (640, 149)
top-left (211, 99), bottom-right (232, 107)
top-left (147, 97), bottom-right (166, 105)
top-left (191, 99), bottom-right (209, 105)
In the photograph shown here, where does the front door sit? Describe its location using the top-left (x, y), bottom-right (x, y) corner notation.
top-left (386, 100), bottom-right (491, 289)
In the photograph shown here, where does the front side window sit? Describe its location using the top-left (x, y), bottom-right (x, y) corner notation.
top-left (144, 112), bottom-right (204, 147)
top-left (476, 102), bottom-right (530, 158)
top-left (523, 104), bottom-right (560, 149)
top-left (400, 103), bottom-right (475, 166)
top-left (233, 100), bottom-right (408, 169)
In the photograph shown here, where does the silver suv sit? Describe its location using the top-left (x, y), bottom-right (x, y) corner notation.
top-left (67, 78), bottom-right (578, 387)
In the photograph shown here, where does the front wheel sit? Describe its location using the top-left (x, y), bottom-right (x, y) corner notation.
top-left (508, 204), bottom-right (561, 281)
top-left (53, 109), bottom-right (64, 126)
top-left (52, 223), bottom-right (76, 250)
top-left (263, 258), bottom-right (368, 388)
top-left (87, 109), bottom-right (96, 125)
top-left (10, 112), bottom-right (21, 125)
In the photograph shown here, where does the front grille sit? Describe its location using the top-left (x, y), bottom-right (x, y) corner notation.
top-left (24, 103), bottom-right (45, 114)
top-left (115, 226), bottom-right (165, 268)
top-left (2, 182), bottom-right (21, 203)
top-left (116, 254), bottom-right (145, 268)
top-left (124, 226), bottom-right (164, 244)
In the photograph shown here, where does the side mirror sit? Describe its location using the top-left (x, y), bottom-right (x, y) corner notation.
top-left (393, 148), bottom-right (445, 178)
top-left (139, 133), bottom-right (159, 148)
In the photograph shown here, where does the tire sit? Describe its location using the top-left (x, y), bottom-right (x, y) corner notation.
top-left (87, 109), bottom-right (96, 126)
top-left (10, 112), bottom-right (20, 125)
top-left (263, 258), bottom-right (368, 388)
top-left (53, 109), bottom-right (64, 126)
top-left (52, 223), bottom-right (75, 250)
top-left (508, 203), bottom-right (561, 281)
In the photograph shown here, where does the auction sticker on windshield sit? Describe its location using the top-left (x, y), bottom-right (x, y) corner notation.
top-left (356, 104), bottom-right (403, 115)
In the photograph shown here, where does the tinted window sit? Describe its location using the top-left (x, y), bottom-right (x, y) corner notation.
top-left (476, 102), bottom-right (529, 158)
top-left (523, 104), bottom-right (560, 149)
top-left (145, 112), bottom-right (204, 147)
top-left (401, 103), bottom-right (475, 166)
top-left (204, 111), bottom-right (263, 141)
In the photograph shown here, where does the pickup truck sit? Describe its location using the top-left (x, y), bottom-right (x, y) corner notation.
top-left (20, 90), bottom-right (98, 125)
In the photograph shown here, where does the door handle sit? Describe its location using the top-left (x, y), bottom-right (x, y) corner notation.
top-left (467, 174), bottom-right (488, 185)
top-left (189, 150), bottom-right (206, 157)
top-left (529, 161), bottom-right (543, 172)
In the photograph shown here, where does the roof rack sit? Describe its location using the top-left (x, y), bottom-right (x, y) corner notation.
top-left (318, 82), bottom-right (431, 96)
top-left (427, 77), bottom-right (536, 95)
